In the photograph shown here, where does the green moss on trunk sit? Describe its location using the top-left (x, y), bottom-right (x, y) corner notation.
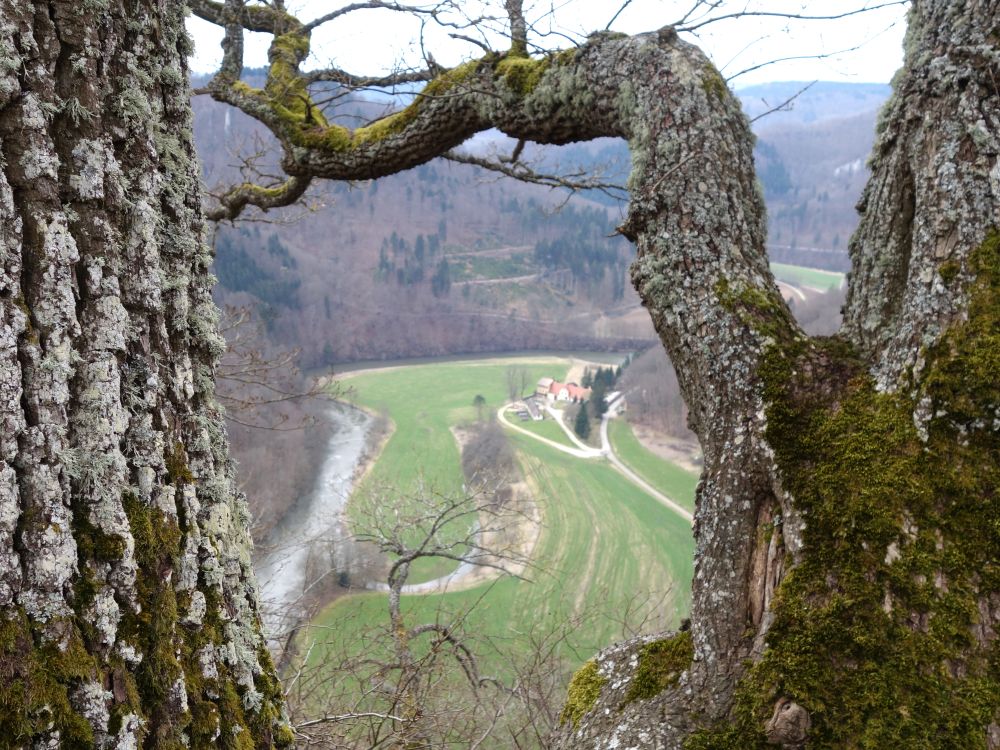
top-left (119, 492), bottom-right (188, 746)
top-left (622, 631), bottom-right (693, 706)
top-left (688, 231), bottom-right (1000, 748)
top-left (0, 611), bottom-right (98, 746)
top-left (495, 55), bottom-right (551, 95)
top-left (561, 660), bottom-right (607, 728)
top-left (164, 441), bottom-right (194, 484)
top-left (700, 62), bottom-right (728, 102)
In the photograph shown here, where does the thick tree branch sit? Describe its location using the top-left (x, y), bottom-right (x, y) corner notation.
top-left (304, 66), bottom-right (435, 88)
top-left (189, 0), bottom-right (292, 33)
top-left (205, 174), bottom-right (312, 221)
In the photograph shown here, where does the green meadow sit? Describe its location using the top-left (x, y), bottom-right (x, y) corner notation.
top-left (770, 261), bottom-right (845, 291)
top-left (342, 357), bottom-right (563, 580)
top-left (606, 419), bottom-right (699, 513)
top-left (302, 355), bottom-right (695, 686)
top-left (508, 411), bottom-right (577, 447)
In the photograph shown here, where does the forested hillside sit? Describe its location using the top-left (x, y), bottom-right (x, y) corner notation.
top-left (193, 75), bottom-right (650, 365)
top-left (192, 77), bottom-right (888, 365)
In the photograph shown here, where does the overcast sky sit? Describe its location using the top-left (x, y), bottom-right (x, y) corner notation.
top-left (187, 1), bottom-right (909, 88)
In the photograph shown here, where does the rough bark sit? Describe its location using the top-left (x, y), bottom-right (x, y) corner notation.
top-left (189, 0), bottom-right (999, 745)
top-left (0, 2), bottom-right (288, 747)
top-left (843, 0), bottom-right (1000, 388)
top-left (2, 0), bottom-right (993, 747)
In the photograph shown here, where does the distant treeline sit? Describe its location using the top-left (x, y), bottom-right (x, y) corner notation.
top-left (214, 227), bottom-right (301, 309)
top-left (376, 230), bottom-right (452, 296)
top-left (501, 198), bottom-right (630, 301)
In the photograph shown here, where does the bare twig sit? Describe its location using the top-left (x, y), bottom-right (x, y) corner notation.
top-left (749, 80), bottom-right (817, 124)
top-left (725, 42), bottom-right (870, 83)
top-left (605, 0), bottom-right (635, 30)
top-left (442, 150), bottom-right (626, 199)
top-left (676, 1), bottom-right (910, 33)
top-left (303, 0), bottom-right (446, 33)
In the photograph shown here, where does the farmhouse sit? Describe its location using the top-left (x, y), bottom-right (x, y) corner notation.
top-left (535, 377), bottom-right (554, 397)
top-left (535, 377), bottom-right (591, 403)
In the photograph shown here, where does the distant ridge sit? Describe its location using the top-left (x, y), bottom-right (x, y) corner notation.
top-left (737, 81), bottom-right (892, 126)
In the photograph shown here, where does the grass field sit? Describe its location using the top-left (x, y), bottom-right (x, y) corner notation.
top-left (342, 358), bottom-right (562, 581)
top-left (304, 356), bottom-right (696, 686)
top-left (451, 254), bottom-right (534, 281)
top-left (304, 431), bottom-right (694, 679)
top-left (607, 419), bottom-right (699, 513)
top-left (511, 413), bottom-right (577, 447)
top-left (770, 261), bottom-right (845, 291)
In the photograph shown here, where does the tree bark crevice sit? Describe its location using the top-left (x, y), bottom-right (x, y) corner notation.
top-left (0, 1), bottom-right (290, 746)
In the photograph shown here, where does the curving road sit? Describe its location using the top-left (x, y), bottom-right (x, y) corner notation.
top-left (369, 559), bottom-right (482, 595)
top-left (599, 406), bottom-right (694, 523)
top-left (497, 404), bottom-right (602, 459)
top-left (388, 398), bottom-right (696, 597)
top-left (500, 398), bottom-right (694, 525)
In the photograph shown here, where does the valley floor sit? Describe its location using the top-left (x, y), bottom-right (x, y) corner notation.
top-left (286, 355), bottom-right (698, 709)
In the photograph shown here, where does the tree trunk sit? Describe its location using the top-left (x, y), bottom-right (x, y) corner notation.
top-left (0, 2), bottom-right (287, 747)
top-left (554, 2), bottom-right (1000, 747)
top-left (187, 0), bottom-right (999, 742)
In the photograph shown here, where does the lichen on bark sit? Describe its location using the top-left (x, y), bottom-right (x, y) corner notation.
top-left (0, 2), bottom-right (289, 746)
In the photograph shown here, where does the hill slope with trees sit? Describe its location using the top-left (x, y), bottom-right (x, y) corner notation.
top-left (193, 76), bottom-right (887, 365)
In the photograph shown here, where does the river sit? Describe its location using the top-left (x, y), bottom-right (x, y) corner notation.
top-left (254, 401), bottom-right (372, 643)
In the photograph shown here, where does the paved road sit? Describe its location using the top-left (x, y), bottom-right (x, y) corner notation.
top-left (370, 559), bottom-right (482, 595)
top-left (497, 405), bottom-right (602, 459)
top-left (776, 280), bottom-right (807, 301)
top-left (502, 399), bottom-right (694, 525)
top-left (544, 402), bottom-right (598, 452)
top-left (599, 410), bottom-right (694, 524)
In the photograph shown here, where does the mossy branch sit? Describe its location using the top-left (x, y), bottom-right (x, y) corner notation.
top-left (560, 660), bottom-right (606, 728)
top-left (205, 176), bottom-right (312, 222)
top-left (203, 5), bottom-right (594, 219)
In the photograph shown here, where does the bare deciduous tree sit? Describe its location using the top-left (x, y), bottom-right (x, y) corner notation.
top-left (505, 364), bottom-right (529, 403)
top-left (282, 475), bottom-right (537, 748)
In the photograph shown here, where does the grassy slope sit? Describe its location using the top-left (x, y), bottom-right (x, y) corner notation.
top-left (607, 419), bottom-right (699, 513)
top-left (306, 432), bottom-right (694, 678)
top-left (511, 413), bottom-right (577, 448)
top-left (770, 261), bottom-right (845, 291)
top-left (307, 357), bottom-right (695, 680)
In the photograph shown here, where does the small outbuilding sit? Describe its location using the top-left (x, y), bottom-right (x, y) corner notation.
top-left (524, 398), bottom-right (543, 421)
top-left (535, 377), bottom-right (554, 398)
